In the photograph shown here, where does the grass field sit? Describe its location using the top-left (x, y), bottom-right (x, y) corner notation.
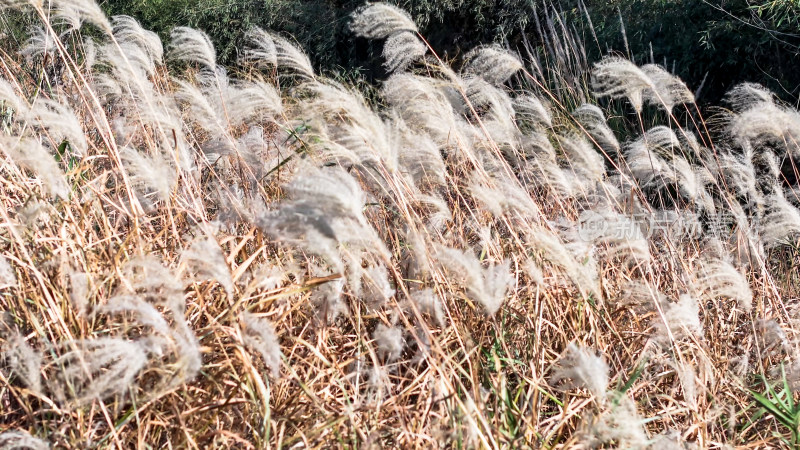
top-left (0, 1), bottom-right (800, 448)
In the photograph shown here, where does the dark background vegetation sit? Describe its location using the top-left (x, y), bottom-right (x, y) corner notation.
top-left (97, 0), bottom-right (800, 104)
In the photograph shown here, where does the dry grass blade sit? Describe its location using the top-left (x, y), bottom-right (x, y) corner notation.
top-left (0, 3), bottom-right (797, 448)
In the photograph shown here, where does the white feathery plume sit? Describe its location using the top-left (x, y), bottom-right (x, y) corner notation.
top-left (106, 15), bottom-right (164, 81)
top-left (3, 333), bottom-right (42, 393)
top-left (520, 131), bottom-right (557, 161)
top-left (556, 133), bottom-right (606, 183)
top-left (93, 43), bottom-right (147, 100)
top-left (629, 125), bottom-right (682, 160)
top-left (752, 148), bottom-right (781, 183)
top-left (258, 165), bottom-right (388, 273)
top-left (0, 78), bottom-right (25, 112)
top-left (168, 27), bottom-right (216, 69)
top-left (434, 246), bottom-right (512, 316)
top-left (710, 207), bottom-right (764, 267)
top-left (591, 56), bottom-right (656, 113)
top-left (240, 27), bottom-right (277, 69)
top-left (417, 193), bottom-right (452, 230)
top-left (650, 429), bottom-right (693, 449)
top-left (397, 129), bottom-right (446, 188)
top-left (653, 293), bottom-right (702, 341)
top-left (97, 295), bottom-right (175, 346)
top-left (580, 395), bottom-right (649, 448)
top-left (785, 360), bottom-right (800, 391)
top-left (784, 184), bottom-right (799, 207)
top-left (239, 312), bottom-right (282, 378)
top-left (96, 294), bottom-right (201, 389)
top-left (181, 234), bottom-right (234, 298)
top-left (43, 337), bottom-right (148, 406)
top-left (759, 193), bottom-right (800, 249)
top-left (163, 328), bottom-right (202, 388)
top-left (461, 45), bottom-right (523, 86)
top-left (270, 33), bottom-right (316, 79)
top-left (373, 324), bottom-right (404, 362)
top-left (526, 226), bottom-right (600, 298)
top-left (24, 98), bottom-right (88, 156)
top-left (94, 61), bottom-right (184, 164)
top-left (551, 343), bottom-right (609, 399)
top-left (713, 151), bottom-right (760, 207)
top-left (725, 82), bottom-right (775, 111)
top-left (619, 134), bottom-right (670, 192)
top-left (727, 101), bottom-right (800, 159)
top-left (92, 19), bottom-right (195, 172)
top-left (559, 223), bottom-right (601, 281)
top-left (693, 258), bottom-right (753, 311)
top-left (0, 136), bottom-right (70, 199)
top-left (19, 27), bottom-right (57, 63)
top-left (103, 39), bottom-right (157, 86)
top-left (468, 170), bottom-right (541, 219)
top-left (51, 0), bottom-right (111, 32)
top-left (678, 129), bottom-right (707, 158)
top-left (674, 155), bottom-right (716, 212)
top-left (382, 73), bottom-right (463, 147)
top-left (67, 269), bottom-right (90, 316)
top-left (157, 312), bottom-right (202, 388)
top-left (521, 157), bottom-right (578, 198)
top-left (301, 81), bottom-right (397, 170)
top-left (241, 27), bottom-right (314, 78)
top-left (402, 229), bottom-right (432, 277)
top-left (173, 77), bottom-right (227, 136)
top-left (174, 72), bottom-right (280, 151)
top-left (523, 258), bottom-right (545, 285)
top-left (212, 127), bottom-right (281, 181)
top-left (119, 255), bottom-right (185, 313)
top-left (411, 288), bottom-right (444, 326)
top-left (644, 208), bottom-right (704, 242)
top-left (0, 430), bottom-right (49, 450)
top-left (243, 263), bottom-right (286, 292)
top-left (112, 15), bottom-right (164, 66)
top-left (572, 103), bottom-right (619, 156)
top-left (513, 94), bottom-right (552, 129)
top-left (641, 64), bottom-right (694, 112)
top-left (382, 30), bottom-right (426, 72)
top-left (366, 364), bottom-right (392, 400)
top-left (286, 165), bottom-right (368, 227)
top-left (0, 255), bottom-right (16, 289)
top-left (478, 120), bottom-right (522, 162)
top-left (623, 126), bottom-right (714, 210)
top-left (225, 79), bottom-right (282, 125)
top-left (618, 280), bottom-right (667, 312)
top-left (120, 147), bottom-right (176, 203)
top-left (578, 209), bottom-right (651, 266)
top-left (482, 260), bottom-right (515, 317)
top-left (362, 265), bottom-right (395, 307)
top-left (14, 199), bottom-right (50, 227)
top-left (468, 175), bottom-right (506, 218)
top-left (350, 3), bottom-right (418, 39)
top-left (463, 77), bottom-right (516, 127)
top-left (81, 35), bottom-right (97, 68)
top-left (754, 319), bottom-right (790, 354)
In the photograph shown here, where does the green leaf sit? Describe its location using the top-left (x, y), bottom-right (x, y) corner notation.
top-left (752, 391), bottom-right (794, 427)
top-left (781, 364), bottom-right (794, 412)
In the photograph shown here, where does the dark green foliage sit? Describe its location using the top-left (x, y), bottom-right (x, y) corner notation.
top-left (101, 0), bottom-right (365, 72)
top-left (99, 0), bottom-right (536, 73)
top-left (99, 0), bottom-right (800, 104)
top-left (575, 0), bottom-right (800, 103)
top-left (0, 9), bottom-right (39, 49)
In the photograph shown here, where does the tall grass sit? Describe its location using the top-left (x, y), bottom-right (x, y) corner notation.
top-left (0, 1), bottom-right (799, 447)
